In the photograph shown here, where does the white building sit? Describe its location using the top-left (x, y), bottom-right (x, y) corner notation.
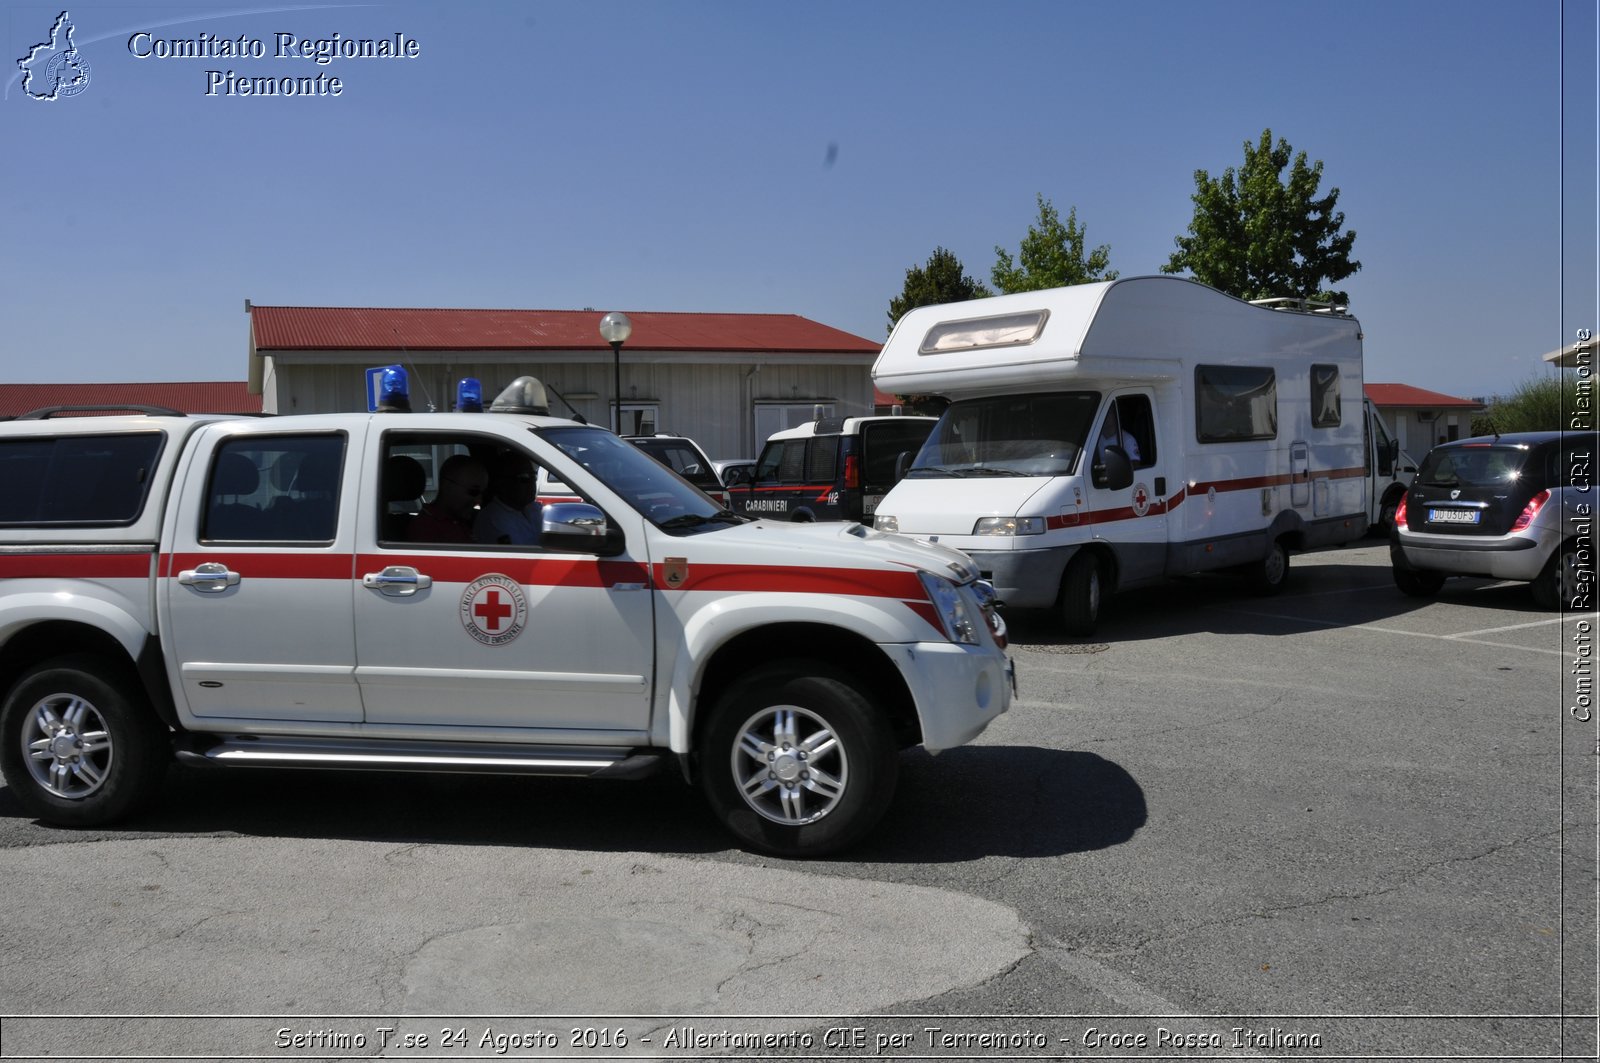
top-left (246, 303), bottom-right (881, 460)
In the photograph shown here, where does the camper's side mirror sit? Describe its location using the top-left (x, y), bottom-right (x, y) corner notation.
top-left (1093, 445), bottom-right (1135, 492)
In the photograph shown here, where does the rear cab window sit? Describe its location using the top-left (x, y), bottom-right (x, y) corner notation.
top-left (0, 433), bottom-right (166, 526)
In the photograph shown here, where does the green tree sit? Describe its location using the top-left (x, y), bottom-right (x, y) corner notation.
top-left (1471, 375), bottom-right (1582, 434)
top-left (887, 246), bottom-right (990, 332)
top-left (991, 195), bottom-right (1117, 293)
top-left (1162, 129), bottom-right (1360, 304)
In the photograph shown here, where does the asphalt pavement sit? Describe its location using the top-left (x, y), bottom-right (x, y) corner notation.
top-left (0, 541), bottom-right (1593, 1061)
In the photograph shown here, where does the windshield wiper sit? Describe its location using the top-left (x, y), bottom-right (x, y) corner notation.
top-left (908, 465), bottom-right (1031, 478)
top-left (656, 510), bottom-right (748, 530)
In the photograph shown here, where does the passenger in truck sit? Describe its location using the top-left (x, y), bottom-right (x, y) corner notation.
top-left (473, 452), bottom-right (541, 546)
top-left (409, 454), bottom-right (486, 543)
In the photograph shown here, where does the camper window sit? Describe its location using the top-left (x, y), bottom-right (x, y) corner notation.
top-left (1311, 365), bottom-right (1342, 428)
top-left (1097, 396), bottom-right (1156, 468)
top-left (1196, 366), bottom-right (1277, 443)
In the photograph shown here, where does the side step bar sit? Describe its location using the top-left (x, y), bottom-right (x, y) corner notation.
top-left (173, 734), bottom-right (662, 780)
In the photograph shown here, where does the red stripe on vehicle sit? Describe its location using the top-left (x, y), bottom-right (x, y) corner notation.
top-left (166, 553), bottom-right (356, 580)
top-left (653, 563), bottom-right (925, 599)
top-left (903, 600), bottom-right (943, 631)
top-left (357, 554), bottom-right (648, 589)
top-left (0, 551), bottom-right (154, 579)
top-left (1190, 465), bottom-right (1366, 494)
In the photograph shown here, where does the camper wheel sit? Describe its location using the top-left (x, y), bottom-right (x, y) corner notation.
top-left (1060, 552), bottom-right (1104, 635)
top-left (1252, 539), bottom-right (1290, 595)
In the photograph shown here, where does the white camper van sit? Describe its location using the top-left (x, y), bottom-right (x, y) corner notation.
top-left (871, 277), bottom-right (1413, 633)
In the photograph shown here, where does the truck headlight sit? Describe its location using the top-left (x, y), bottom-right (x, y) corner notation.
top-left (874, 514), bottom-right (899, 533)
top-left (918, 572), bottom-right (980, 645)
top-left (973, 516), bottom-right (1044, 536)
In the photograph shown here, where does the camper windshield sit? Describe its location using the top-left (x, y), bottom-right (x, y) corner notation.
top-left (905, 392), bottom-right (1100, 478)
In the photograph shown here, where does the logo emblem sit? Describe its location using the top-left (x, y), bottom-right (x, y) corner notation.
top-left (662, 557), bottom-right (688, 588)
top-left (18, 11), bottom-right (91, 102)
top-left (1450, 489), bottom-right (1461, 500)
top-left (1131, 482), bottom-right (1151, 517)
top-left (459, 574), bottom-right (527, 646)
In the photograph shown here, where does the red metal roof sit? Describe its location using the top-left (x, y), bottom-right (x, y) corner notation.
top-left (0, 382), bottom-right (261, 418)
top-left (251, 306), bottom-right (879, 354)
top-left (1364, 383), bottom-right (1484, 409)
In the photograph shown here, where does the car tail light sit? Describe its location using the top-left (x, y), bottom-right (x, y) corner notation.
top-left (843, 454), bottom-right (860, 489)
top-left (1511, 489), bottom-right (1550, 532)
top-left (1394, 495), bottom-right (1408, 528)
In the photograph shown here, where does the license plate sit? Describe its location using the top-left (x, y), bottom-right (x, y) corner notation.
top-left (1427, 508), bottom-right (1480, 524)
top-left (864, 494), bottom-right (884, 515)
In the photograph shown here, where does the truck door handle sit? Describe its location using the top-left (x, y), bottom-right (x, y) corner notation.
top-left (362, 566), bottom-right (432, 596)
top-left (177, 562), bottom-right (240, 591)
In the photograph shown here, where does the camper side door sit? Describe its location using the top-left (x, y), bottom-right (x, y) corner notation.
top-left (1086, 391), bottom-right (1168, 585)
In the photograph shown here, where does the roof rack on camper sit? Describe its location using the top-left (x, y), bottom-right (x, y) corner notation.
top-left (1248, 295), bottom-right (1350, 316)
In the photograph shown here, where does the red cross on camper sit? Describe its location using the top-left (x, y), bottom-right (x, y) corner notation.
top-left (1131, 482), bottom-right (1152, 518)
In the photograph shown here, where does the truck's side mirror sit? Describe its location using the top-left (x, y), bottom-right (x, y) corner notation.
top-left (894, 451), bottom-right (913, 481)
top-left (1092, 445), bottom-right (1134, 491)
top-left (541, 502), bottom-right (625, 556)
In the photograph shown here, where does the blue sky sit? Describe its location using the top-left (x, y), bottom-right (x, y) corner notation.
top-left (2, 0), bottom-right (1595, 400)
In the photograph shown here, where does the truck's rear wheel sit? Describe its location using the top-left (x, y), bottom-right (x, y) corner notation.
top-left (698, 663), bottom-right (897, 857)
top-left (1059, 552), bottom-right (1103, 635)
top-left (0, 655), bottom-right (168, 827)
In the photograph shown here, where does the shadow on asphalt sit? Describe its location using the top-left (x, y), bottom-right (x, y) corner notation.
top-left (0, 745), bottom-right (1144, 864)
top-left (1002, 559), bottom-right (1447, 647)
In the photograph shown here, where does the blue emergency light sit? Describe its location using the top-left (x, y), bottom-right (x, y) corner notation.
top-left (375, 364), bottom-right (410, 412)
top-left (456, 377), bottom-right (484, 413)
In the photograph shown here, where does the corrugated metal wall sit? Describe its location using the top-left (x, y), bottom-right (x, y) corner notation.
top-left (264, 356), bottom-right (874, 461)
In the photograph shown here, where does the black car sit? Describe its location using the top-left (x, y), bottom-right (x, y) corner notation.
top-left (1390, 430), bottom-right (1591, 608)
top-left (624, 434), bottom-right (731, 506)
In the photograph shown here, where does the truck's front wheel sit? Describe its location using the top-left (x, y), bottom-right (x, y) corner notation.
top-left (698, 663), bottom-right (897, 857)
top-left (0, 655), bottom-right (168, 827)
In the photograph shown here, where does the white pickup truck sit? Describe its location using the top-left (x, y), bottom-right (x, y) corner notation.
top-left (0, 400), bottom-right (1012, 856)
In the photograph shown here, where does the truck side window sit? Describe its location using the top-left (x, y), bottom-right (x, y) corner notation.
top-left (202, 435), bottom-right (345, 543)
top-left (0, 434), bottom-right (165, 527)
top-left (806, 437), bottom-right (838, 484)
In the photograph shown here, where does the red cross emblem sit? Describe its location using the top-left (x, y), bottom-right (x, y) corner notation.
top-left (459, 575), bottom-right (528, 645)
top-left (1131, 482), bottom-right (1152, 517)
top-left (474, 590), bottom-right (513, 631)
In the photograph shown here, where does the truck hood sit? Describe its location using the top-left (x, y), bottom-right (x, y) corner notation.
top-left (876, 476), bottom-right (1059, 536)
top-left (686, 519), bottom-right (982, 584)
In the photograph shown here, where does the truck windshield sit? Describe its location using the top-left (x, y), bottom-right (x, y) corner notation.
top-left (905, 392), bottom-right (1100, 478)
top-left (540, 426), bottom-right (744, 533)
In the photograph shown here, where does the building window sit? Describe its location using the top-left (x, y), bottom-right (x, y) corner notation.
top-left (755, 403), bottom-right (835, 448)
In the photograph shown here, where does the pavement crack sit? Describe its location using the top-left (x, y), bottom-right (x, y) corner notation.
top-left (1105, 827), bottom-right (1566, 955)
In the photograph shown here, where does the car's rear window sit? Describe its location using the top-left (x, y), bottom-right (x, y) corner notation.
top-left (1417, 444), bottom-right (1545, 490)
top-left (0, 433), bottom-right (167, 526)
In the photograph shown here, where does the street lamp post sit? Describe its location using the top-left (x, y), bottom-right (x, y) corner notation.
top-left (598, 311), bottom-right (633, 434)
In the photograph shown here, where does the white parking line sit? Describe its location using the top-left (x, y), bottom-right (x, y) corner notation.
top-left (1224, 609), bottom-right (1568, 657)
top-left (1448, 615), bottom-right (1590, 638)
